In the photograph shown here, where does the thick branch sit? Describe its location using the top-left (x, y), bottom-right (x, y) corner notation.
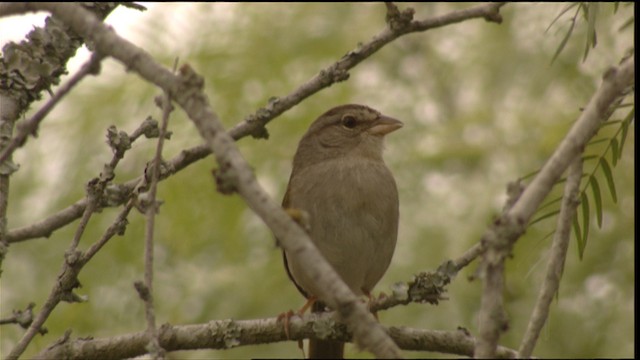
top-left (35, 313), bottom-right (518, 360)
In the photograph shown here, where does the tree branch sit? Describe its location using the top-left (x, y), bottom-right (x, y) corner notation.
top-left (518, 158), bottom-right (583, 358)
top-left (134, 68), bottom-right (178, 360)
top-left (474, 56), bottom-right (634, 357)
top-left (2, 3), bottom-right (511, 358)
top-left (4, 2), bottom-right (507, 245)
top-left (35, 313), bottom-right (519, 359)
top-left (228, 2), bottom-right (505, 141)
top-left (5, 201), bottom-right (135, 360)
top-left (0, 1), bottom-right (119, 275)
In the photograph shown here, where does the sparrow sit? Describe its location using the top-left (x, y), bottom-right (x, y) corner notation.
top-left (282, 104), bottom-right (402, 358)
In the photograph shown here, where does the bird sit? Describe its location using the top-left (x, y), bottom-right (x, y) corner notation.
top-left (281, 104), bottom-right (402, 358)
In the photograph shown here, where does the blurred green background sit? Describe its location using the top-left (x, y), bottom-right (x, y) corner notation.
top-left (0, 3), bottom-right (634, 358)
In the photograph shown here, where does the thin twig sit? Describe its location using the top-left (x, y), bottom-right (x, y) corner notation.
top-left (0, 5), bottom-right (115, 276)
top-left (518, 158), bottom-right (583, 358)
top-left (67, 199), bottom-right (97, 252)
top-left (0, 53), bottom-right (103, 166)
top-left (5, 201), bottom-right (135, 360)
top-left (4, 118), bottom-right (145, 358)
top-left (227, 2), bottom-right (505, 141)
top-left (0, 303), bottom-right (47, 335)
top-left (6, 118), bottom-right (163, 243)
top-left (136, 60), bottom-right (178, 360)
top-left (452, 242), bottom-right (484, 273)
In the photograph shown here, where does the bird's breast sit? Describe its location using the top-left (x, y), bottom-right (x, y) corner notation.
top-left (285, 157), bottom-right (399, 296)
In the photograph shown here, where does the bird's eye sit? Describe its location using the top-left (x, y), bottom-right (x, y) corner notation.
top-left (341, 115), bottom-right (357, 129)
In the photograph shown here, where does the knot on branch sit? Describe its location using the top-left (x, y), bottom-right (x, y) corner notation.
top-left (503, 179), bottom-right (525, 212)
top-left (407, 269), bottom-right (449, 305)
top-left (104, 183), bottom-right (133, 207)
top-left (483, 4), bottom-right (504, 24)
top-left (245, 105), bottom-right (274, 140)
top-left (0, 158), bottom-right (19, 176)
top-left (131, 116), bottom-right (171, 140)
top-left (143, 158), bottom-right (172, 185)
top-left (133, 281), bottom-right (151, 301)
top-left (15, 119), bottom-right (39, 142)
top-left (86, 176), bottom-right (106, 203)
top-left (244, 115), bottom-right (270, 140)
top-left (135, 191), bottom-right (164, 215)
top-left (154, 94), bottom-right (175, 113)
top-left (331, 68), bottom-right (350, 83)
top-left (16, 303), bottom-right (36, 328)
top-left (319, 67), bottom-right (350, 85)
top-left (385, 3), bottom-right (415, 31)
top-left (57, 260), bottom-right (88, 304)
top-left (64, 249), bottom-right (83, 267)
top-left (106, 125), bottom-right (131, 160)
top-left (212, 161), bottom-right (239, 195)
top-left (1, 303), bottom-right (47, 334)
top-left (113, 216), bottom-right (129, 236)
top-left (178, 63), bottom-right (205, 90)
top-left (479, 213), bottom-right (525, 270)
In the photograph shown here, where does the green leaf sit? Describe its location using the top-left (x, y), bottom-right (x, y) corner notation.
top-left (582, 154), bottom-right (598, 162)
top-left (573, 213), bottom-right (584, 259)
top-left (587, 138), bottom-right (610, 146)
top-left (530, 209), bottom-right (561, 226)
top-left (541, 229), bottom-right (556, 242)
top-left (538, 196), bottom-right (563, 212)
top-left (599, 158), bottom-right (617, 203)
top-left (580, 192), bottom-right (590, 258)
top-left (610, 138), bottom-right (619, 166)
top-left (583, 2), bottom-right (599, 62)
top-left (619, 16), bottom-right (634, 31)
top-left (590, 176), bottom-right (603, 228)
top-left (601, 119), bottom-right (622, 127)
top-left (618, 107), bottom-right (634, 158)
top-left (545, 2), bottom-right (580, 33)
top-left (551, 15), bottom-right (578, 64)
top-left (520, 169), bottom-right (540, 181)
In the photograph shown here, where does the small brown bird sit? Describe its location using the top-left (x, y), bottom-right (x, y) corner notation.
top-left (282, 104), bottom-right (402, 358)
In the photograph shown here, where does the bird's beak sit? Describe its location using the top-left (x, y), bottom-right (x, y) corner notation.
top-left (367, 115), bottom-right (404, 136)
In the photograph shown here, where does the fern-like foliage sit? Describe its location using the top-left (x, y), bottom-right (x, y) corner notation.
top-left (522, 2), bottom-right (635, 260)
top-left (529, 104), bottom-right (634, 258)
top-left (547, 2), bottom-right (634, 64)
top-left (572, 105), bottom-right (634, 257)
